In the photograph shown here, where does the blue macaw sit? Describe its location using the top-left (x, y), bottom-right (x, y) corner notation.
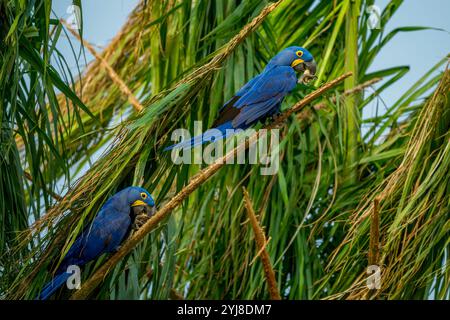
top-left (37, 186), bottom-right (156, 300)
top-left (164, 46), bottom-right (316, 151)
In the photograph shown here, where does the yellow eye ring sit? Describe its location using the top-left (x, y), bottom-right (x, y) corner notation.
top-left (296, 50), bottom-right (303, 58)
top-left (140, 192), bottom-right (147, 199)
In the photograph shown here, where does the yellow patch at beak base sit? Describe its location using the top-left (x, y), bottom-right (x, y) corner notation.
top-left (291, 58), bottom-right (304, 68)
top-left (131, 200), bottom-right (146, 207)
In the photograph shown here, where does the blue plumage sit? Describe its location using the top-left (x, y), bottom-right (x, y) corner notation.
top-left (39, 273), bottom-right (71, 301)
top-left (37, 186), bottom-right (155, 300)
top-left (164, 46), bottom-right (316, 151)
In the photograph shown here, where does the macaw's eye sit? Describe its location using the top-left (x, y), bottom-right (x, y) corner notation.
top-left (296, 50), bottom-right (303, 58)
top-left (140, 192), bottom-right (148, 199)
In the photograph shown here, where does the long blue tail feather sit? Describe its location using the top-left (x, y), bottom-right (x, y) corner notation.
top-left (37, 272), bottom-right (70, 300)
top-left (164, 122), bottom-right (235, 151)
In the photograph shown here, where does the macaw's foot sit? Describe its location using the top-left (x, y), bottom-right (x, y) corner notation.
top-left (298, 69), bottom-right (317, 84)
top-left (271, 112), bottom-right (283, 123)
top-left (133, 213), bottom-right (151, 230)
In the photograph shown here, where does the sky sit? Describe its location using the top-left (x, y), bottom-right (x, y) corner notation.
top-left (51, 0), bottom-right (139, 69)
top-left (365, 0), bottom-right (450, 119)
top-left (51, 0), bottom-right (450, 117)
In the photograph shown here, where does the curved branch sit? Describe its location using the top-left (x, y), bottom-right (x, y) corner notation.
top-left (243, 187), bottom-right (281, 300)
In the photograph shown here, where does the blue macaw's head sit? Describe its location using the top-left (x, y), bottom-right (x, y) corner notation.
top-left (127, 186), bottom-right (155, 207)
top-left (267, 46), bottom-right (317, 76)
top-left (127, 186), bottom-right (156, 218)
top-left (110, 186), bottom-right (156, 218)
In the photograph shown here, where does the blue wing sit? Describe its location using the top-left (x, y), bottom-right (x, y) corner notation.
top-left (213, 66), bottom-right (297, 129)
top-left (164, 66), bottom-right (297, 151)
top-left (219, 74), bottom-right (262, 113)
top-left (38, 207), bottom-right (131, 299)
top-left (58, 207), bottom-right (131, 272)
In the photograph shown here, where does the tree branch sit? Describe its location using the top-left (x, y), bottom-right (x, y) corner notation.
top-left (243, 187), bottom-right (281, 300)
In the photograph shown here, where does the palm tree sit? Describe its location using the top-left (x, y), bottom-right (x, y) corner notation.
top-left (1, 0), bottom-right (448, 300)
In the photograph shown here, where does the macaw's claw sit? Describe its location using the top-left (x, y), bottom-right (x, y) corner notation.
top-left (132, 212), bottom-right (151, 230)
top-left (132, 204), bottom-right (156, 230)
top-left (298, 69), bottom-right (317, 84)
top-left (272, 113), bottom-right (283, 123)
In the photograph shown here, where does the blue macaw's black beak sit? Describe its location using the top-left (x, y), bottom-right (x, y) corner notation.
top-left (132, 204), bottom-right (156, 218)
top-left (293, 59), bottom-right (317, 75)
top-left (304, 60), bottom-right (316, 75)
